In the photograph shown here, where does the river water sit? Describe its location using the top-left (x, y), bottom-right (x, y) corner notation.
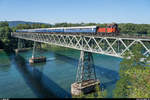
top-left (0, 47), bottom-right (121, 98)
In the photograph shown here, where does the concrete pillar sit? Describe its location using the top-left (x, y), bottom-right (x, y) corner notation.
top-left (32, 41), bottom-right (36, 58)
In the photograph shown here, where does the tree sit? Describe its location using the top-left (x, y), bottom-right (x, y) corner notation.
top-left (0, 21), bottom-right (9, 27)
top-left (0, 22), bottom-right (13, 51)
top-left (147, 29), bottom-right (150, 35)
top-left (113, 44), bottom-right (150, 98)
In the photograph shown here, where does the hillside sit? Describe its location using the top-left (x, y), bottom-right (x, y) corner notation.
top-left (0, 21), bottom-right (50, 27)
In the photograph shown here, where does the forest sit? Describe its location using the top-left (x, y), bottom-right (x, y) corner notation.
top-left (0, 21), bottom-right (150, 52)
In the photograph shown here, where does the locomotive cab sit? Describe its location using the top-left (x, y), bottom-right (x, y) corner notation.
top-left (96, 23), bottom-right (119, 36)
top-left (107, 23), bottom-right (119, 34)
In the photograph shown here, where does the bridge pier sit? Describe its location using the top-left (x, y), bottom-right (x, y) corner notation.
top-left (29, 41), bottom-right (46, 64)
top-left (71, 50), bottom-right (100, 96)
top-left (15, 39), bottom-right (27, 53)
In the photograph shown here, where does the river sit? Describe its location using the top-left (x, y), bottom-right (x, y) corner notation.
top-left (0, 47), bottom-right (121, 98)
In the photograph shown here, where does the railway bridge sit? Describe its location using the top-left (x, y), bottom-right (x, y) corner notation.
top-left (11, 31), bottom-right (150, 96)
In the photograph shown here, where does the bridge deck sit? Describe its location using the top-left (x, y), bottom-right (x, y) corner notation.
top-left (13, 32), bottom-right (150, 39)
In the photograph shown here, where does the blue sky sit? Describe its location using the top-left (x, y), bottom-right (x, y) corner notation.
top-left (0, 0), bottom-right (150, 24)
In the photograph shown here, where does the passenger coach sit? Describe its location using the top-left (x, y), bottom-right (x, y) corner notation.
top-left (16, 23), bottom-right (119, 36)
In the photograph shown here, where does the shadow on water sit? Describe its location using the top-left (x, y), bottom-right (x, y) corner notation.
top-left (14, 55), bottom-right (71, 98)
top-left (0, 50), bottom-right (12, 72)
top-left (54, 53), bottom-right (119, 89)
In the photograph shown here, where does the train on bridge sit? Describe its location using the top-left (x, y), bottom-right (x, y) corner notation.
top-left (16, 23), bottom-right (119, 36)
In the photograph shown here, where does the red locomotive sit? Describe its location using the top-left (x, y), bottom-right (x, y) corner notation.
top-left (96, 23), bottom-right (119, 36)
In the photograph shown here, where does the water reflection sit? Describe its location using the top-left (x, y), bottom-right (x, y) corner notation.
top-left (14, 55), bottom-right (70, 98)
top-left (0, 50), bottom-right (11, 72)
top-left (0, 48), bottom-right (121, 98)
top-left (54, 53), bottom-right (119, 88)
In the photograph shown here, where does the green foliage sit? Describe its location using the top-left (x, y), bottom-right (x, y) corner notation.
top-left (15, 23), bottom-right (52, 30)
top-left (0, 21), bottom-right (9, 27)
top-left (0, 22), bottom-right (13, 52)
top-left (147, 29), bottom-right (150, 34)
top-left (118, 23), bottom-right (150, 34)
top-left (114, 44), bottom-right (150, 98)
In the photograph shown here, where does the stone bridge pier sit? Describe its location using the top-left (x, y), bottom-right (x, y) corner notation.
top-left (29, 41), bottom-right (46, 64)
top-left (71, 50), bottom-right (100, 96)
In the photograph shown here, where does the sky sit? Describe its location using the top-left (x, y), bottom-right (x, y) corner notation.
top-left (0, 0), bottom-right (150, 24)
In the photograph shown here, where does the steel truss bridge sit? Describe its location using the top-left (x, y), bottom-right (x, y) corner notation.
top-left (12, 32), bottom-right (150, 58)
top-left (11, 32), bottom-right (150, 95)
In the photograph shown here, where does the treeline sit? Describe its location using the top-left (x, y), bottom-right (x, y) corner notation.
top-left (0, 21), bottom-right (150, 52)
top-left (118, 23), bottom-right (150, 34)
top-left (0, 22), bottom-right (14, 52)
top-left (12, 22), bottom-right (150, 35)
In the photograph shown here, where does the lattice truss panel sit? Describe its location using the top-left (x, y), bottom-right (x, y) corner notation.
top-left (12, 32), bottom-right (150, 58)
top-left (76, 51), bottom-right (97, 84)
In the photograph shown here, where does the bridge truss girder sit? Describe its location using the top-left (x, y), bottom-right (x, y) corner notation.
top-left (12, 32), bottom-right (150, 58)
